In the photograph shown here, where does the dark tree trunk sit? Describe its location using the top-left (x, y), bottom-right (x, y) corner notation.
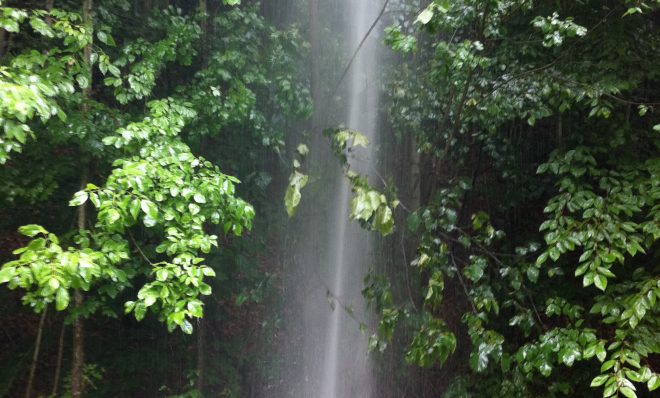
top-left (196, 318), bottom-right (206, 393)
top-left (0, 29), bottom-right (7, 60)
top-left (24, 307), bottom-right (48, 398)
top-left (71, 291), bottom-right (85, 398)
top-left (51, 321), bottom-right (66, 397)
top-left (71, 164), bottom-right (88, 398)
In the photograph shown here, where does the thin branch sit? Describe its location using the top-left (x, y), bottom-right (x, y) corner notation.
top-left (127, 229), bottom-right (154, 266)
top-left (331, 0), bottom-right (390, 97)
top-left (450, 252), bottom-right (478, 314)
top-left (400, 230), bottom-right (418, 312)
top-left (25, 307), bottom-right (48, 398)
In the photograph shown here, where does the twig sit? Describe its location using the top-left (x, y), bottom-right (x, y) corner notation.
top-left (127, 229), bottom-right (154, 266)
top-left (400, 230), bottom-right (418, 311)
top-left (450, 252), bottom-right (478, 314)
top-left (331, 0), bottom-right (390, 97)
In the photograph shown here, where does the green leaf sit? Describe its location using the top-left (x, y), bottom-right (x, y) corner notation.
top-left (549, 247), bottom-right (561, 261)
top-left (143, 215), bottom-right (157, 228)
top-left (55, 288), bottom-right (70, 311)
top-left (284, 171), bottom-right (309, 216)
top-left (29, 16), bottom-right (53, 37)
top-left (140, 200), bottom-right (158, 219)
top-left (596, 344), bottom-right (607, 362)
top-left (590, 374), bottom-right (609, 387)
top-left (374, 205), bottom-right (394, 236)
top-left (297, 143), bottom-right (309, 156)
top-left (143, 290), bottom-right (158, 307)
top-left (76, 74), bottom-right (89, 89)
top-left (97, 31), bottom-right (116, 46)
top-left (594, 274), bottom-right (607, 291)
top-left (187, 300), bottom-right (203, 318)
top-left (189, 203), bottom-right (200, 215)
top-left (0, 267), bottom-right (15, 283)
top-left (124, 301), bottom-right (136, 314)
top-left (603, 381), bottom-right (617, 397)
top-left (134, 303), bottom-right (146, 321)
top-left (69, 191), bottom-right (89, 207)
top-left (106, 209), bottom-right (121, 224)
top-left (193, 193), bottom-right (206, 204)
top-left (181, 319), bottom-right (193, 334)
top-left (18, 224), bottom-right (47, 237)
top-left (156, 269), bottom-right (168, 281)
top-left (526, 266), bottom-right (540, 283)
top-left (416, 7), bottom-right (434, 25)
top-left (352, 132), bottom-right (370, 147)
top-left (648, 375), bottom-right (660, 391)
top-left (48, 277), bottom-right (60, 290)
top-left (620, 387), bottom-right (637, 398)
top-left (536, 251), bottom-right (549, 265)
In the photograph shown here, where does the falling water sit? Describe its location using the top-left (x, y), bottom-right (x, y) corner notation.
top-left (319, 1), bottom-right (383, 397)
top-left (276, 1), bottom-right (388, 397)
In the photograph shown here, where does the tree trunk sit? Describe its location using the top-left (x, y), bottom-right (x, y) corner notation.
top-left (72, 2), bottom-right (92, 392)
top-left (71, 161), bottom-right (89, 396)
top-left (0, 29), bottom-right (7, 60)
top-left (71, 291), bottom-right (84, 398)
top-left (195, 3), bottom-right (209, 390)
top-left (24, 3), bottom-right (58, 397)
top-left (45, 0), bottom-right (55, 24)
top-left (71, 168), bottom-right (88, 398)
top-left (196, 318), bottom-right (206, 393)
top-left (198, 0), bottom-right (208, 68)
top-left (71, 4), bottom-right (93, 396)
top-left (24, 307), bottom-right (48, 398)
top-left (50, 321), bottom-right (66, 397)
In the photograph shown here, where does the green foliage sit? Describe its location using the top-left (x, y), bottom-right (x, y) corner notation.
top-left (372, 0), bottom-right (660, 396)
top-left (105, 8), bottom-right (201, 104)
top-left (1, 98), bottom-right (254, 333)
top-left (327, 128), bottom-right (398, 236)
top-left (285, 171), bottom-right (308, 217)
top-left (284, 143), bottom-right (309, 217)
top-left (0, 0), bottom-right (310, 395)
top-left (0, 225), bottom-right (128, 312)
top-left (95, 99), bottom-right (254, 332)
top-left (0, 6), bottom-right (90, 164)
top-left (0, 0), bottom-right (300, 342)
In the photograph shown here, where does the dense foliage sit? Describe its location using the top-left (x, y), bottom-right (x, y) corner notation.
top-left (0, 0), bottom-right (309, 396)
top-left (1, 0), bottom-right (658, 397)
top-left (367, 0), bottom-right (660, 397)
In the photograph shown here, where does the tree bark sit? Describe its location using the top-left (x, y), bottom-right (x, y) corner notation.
top-left (72, 1), bottom-right (92, 390)
top-left (24, 4), bottom-right (58, 396)
top-left (71, 292), bottom-right (84, 398)
top-left (71, 168), bottom-right (88, 398)
top-left (0, 29), bottom-right (7, 60)
top-left (72, 0), bottom-right (92, 387)
top-left (196, 318), bottom-right (206, 393)
top-left (45, 0), bottom-right (55, 24)
top-left (24, 307), bottom-right (48, 398)
top-left (198, 0), bottom-right (208, 68)
top-left (50, 321), bottom-right (66, 397)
